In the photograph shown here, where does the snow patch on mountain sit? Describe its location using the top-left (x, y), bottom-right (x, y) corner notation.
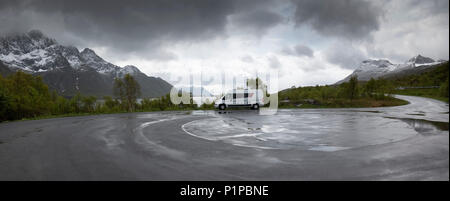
top-left (0, 30), bottom-right (145, 77)
top-left (62, 46), bottom-right (83, 69)
top-left (79, 48), bottom-right (122, 74)
top-left (336, 55), bottom-right (446, 84)
top-left (122, 65), bottom-right (140, 75)
top-left (407, 54), bottom-right (435, 64)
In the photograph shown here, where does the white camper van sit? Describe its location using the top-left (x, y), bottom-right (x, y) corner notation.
top-left (214, 89), bottom-right (265, 110)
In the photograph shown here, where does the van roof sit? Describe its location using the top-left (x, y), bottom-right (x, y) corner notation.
top-left (228, 89), bottom-right (263, 92)
top-left (230, 89), bottom-right (262, 91)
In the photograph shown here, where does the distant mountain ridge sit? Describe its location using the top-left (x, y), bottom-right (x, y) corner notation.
top-left (336, 55), bottom-right (447, 84)
top-left (0, 30), bottom-right (172, 97)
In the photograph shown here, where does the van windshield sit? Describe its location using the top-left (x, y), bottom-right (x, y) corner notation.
top-left (225, 94), bottom-right (233, 100)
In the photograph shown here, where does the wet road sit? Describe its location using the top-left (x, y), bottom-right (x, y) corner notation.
top-left (0, 95), bottom-right (448, 180)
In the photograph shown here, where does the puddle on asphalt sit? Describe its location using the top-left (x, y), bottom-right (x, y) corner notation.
top-left (217, 111), bottom-right (232, 114)
top-left (308, 145), bottom-right (349, 152)
top-left (191, 110), bottom-right (210, 116)
top-left (406, 113), bottom-right (426, 116)
top-left (359, 110), bottom-right (381, 113)
top-left (385, 117), bottom-right (449, 134)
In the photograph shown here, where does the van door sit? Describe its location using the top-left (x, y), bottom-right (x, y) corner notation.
top-left (225, 93), bottom-right (233, 105)
top-left (236, 93), bottom-right (244, 105)
top-left (244, 92), bottom-right (248, 105)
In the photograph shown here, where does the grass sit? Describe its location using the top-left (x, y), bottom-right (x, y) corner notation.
top-left (279, 97), bottom-right (409, 109)
top-left (5, 107), bottom-right (214, 123)
top-left (393, 88), bottom-right (449, 103)
top-left (14, 111), bottom-right (129, 122)
top-left (2, 97), bottom-right (412, 123)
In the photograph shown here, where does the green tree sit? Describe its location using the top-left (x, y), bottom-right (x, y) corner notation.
top-left (103, 96), bottom-right (118, 111)
top-left (246, 77), bottom-right (268, 95)
top-left (343, 76), bottom-right (359, 100)
top-left (69, 92), bottom-right (82, 113)
top-left (113, 74), bottom-right (141, 112)
top-left (440, 77), bottom-right (449, 97)
top-left (113, 78), bottom-right (125, 103)
top-left (364, 78), bottom-right (376, 97)
top-left (5, 71), bottom-right (52, 119)
top-left (54, 96), bottom-right (69, 114)
top-left (82, 96), bottom-right (97, 112)
top-left (0, 75), bottom-right (10, 121)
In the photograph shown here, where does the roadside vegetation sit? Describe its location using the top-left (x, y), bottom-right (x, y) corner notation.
top-left (279, 62), bottom-right (449, 108)
top-left (278, 76), bottom-right (409, 108)
top-left (390, 62), bottom-right (449, 103)
top-left (0, 71), bottom-right (211, 122)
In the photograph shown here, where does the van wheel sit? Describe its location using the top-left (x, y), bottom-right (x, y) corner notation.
top-left (219, 104), bottom-right (226, 110)
top-left (252, 104), bottom-right (259, 110)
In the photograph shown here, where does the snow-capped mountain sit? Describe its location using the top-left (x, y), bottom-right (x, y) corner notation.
top-left (0, 30), bottom-right (172, 97)
top-left (0, 30), bottom-right (137, 76)
top-left (408, 54), bottom-right (435, 64)
top-left (336, 55), bottom-right (446, 84)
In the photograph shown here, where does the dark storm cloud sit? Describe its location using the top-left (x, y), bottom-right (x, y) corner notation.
top-left (291, 0), bottom-right (383, 39)
top-left (229, 9), bottom-right (283, 36)
top-left (281, 44), bottom-right (314, 57)
top-left (0, 0), bottom-right (283, 60)
top-left (324, 42), bottom-right (367, 70)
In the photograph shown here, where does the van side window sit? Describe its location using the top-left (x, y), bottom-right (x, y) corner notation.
top-left (233, 93), bottom-right (236, 99)
top-left (237, 93), bottom-right (244, 99)
top-left (244, 93), bottom-right (248, 98)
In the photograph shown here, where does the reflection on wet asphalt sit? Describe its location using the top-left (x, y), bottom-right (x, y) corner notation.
top-left (183, 95), bottom-right (449, 151)
top-left (0, 95), bottom-right (448, 180)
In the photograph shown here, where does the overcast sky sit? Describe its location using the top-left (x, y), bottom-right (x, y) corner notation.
top-left (1, 0), bottom-right (448, 93)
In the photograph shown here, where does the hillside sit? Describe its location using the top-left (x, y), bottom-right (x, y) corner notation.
top-left (384, 61), bottom-right (449, 87)
top-left (336, 55), bottom-right (446, 84)
top-left (0, 61), bottom-right (12, 76)
top-left (388, 62), bottom-right (449, 102)
top-left (0, 30), bottom-right (173, 98)
top-left (278, 61), bottom-right (449, 107)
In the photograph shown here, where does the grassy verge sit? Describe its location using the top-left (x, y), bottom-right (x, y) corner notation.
top-left (279, 97), bottom-right (409, 109)
top-left (393, 88), bottom-right (449, 103)
top-left (5, 108), bottom-right (213, 123)
top-left (14, 111), bottom-right (130, 122)
top-left (2, 97), bottom-right (412, 123)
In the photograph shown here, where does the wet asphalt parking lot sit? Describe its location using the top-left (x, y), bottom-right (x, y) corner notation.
top-left (0, 95), bottom-right (448, 180)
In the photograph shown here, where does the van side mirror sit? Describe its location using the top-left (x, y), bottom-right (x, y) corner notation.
top-left (222, 97), bottom-right (225, 100)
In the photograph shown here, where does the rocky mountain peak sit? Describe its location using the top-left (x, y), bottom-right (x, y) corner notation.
top-left (336, 55), bottom-right (446, 84)
top-left (0, 30), bottom-right (57, 55)
top-left (122, 65), bottom-right (140, 74)
top-left (361, 59), bottom-right (392, 66)
top-left (408, 54), bottom-right (435, 64)
top-left (356, 59), bottom-right (395, 72)
top-left (80, 48), bottom-right (103, 61)
top-left (27, 30), bottom-right (45, 40)
top-left (80, 48), bottom-right (95, 54)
